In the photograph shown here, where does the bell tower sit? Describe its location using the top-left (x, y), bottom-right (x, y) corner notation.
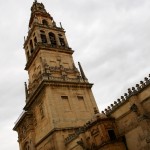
top-left (14, 1), bottom-right (98, 150)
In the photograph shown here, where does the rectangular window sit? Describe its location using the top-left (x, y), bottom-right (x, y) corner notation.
top-left (61, 96), bottom-right (71, 111)
top-left (108, 129), bottom-right (116, 141)
top-left (77, 96), bottom-right (87, 111)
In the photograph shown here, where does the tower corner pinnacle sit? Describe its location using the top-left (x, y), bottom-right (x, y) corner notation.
top-left (78, 62), bottom-right (88, 81)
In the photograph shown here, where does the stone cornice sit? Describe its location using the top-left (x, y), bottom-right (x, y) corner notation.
top-left (35, 127), bottom-right (81, 147)
top-left (13, 111), bottom-right (32, 131)
top-left (24, 80), bottom-right (93, 110)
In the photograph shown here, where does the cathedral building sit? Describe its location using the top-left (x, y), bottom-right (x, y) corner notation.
top-left (13, 1), bottom-right (150, 150)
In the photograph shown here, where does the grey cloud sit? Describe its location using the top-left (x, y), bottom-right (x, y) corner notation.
top-left (0, 0), bottom-right (150, 149)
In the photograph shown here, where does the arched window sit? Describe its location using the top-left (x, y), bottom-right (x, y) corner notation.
top-left (58, 34), bottom-right (66, 47)
top-left (49, 32), bottom-right (57, 46)
top-left (59, 37), bottom-right (65, 47)
top-left (34, 37), bottom-right (37, 47)
top-left (40, 30), bottom-right (45, 33)
top-left (42, 19), bottom-right (48, 26)
top-left (40, 34), bottom-right (47, 43)
top-left (40, 30), bottom-right (47, 43)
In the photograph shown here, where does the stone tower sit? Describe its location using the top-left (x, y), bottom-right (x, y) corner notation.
top-left (13, 1), bottom-right (98, 149)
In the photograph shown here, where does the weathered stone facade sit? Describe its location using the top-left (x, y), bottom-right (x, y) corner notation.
top-left (13, 1), bottom-right (150, 150)
top-left (102, 76), bottom-right (150, 150)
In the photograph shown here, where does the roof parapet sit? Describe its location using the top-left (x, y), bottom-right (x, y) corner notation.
top-left (102, 74), bottom-right (150, 115)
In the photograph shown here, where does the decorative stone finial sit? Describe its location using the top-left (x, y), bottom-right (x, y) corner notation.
top-left (117, 99), bottom-right (121, 104)
top-left (105, 108), bottom-right (108, 112)
top-left (111, 104), bottom-right (114, 108)
top-left (108, 106), bottom-right (111, 110)
top-left (144, 77), bottom-right (149, 85)
top-left (24, 82), bottom-right (28, 99)
top-left (121, 96), bottom-right (126, 101)
top-left (60, 22), bottom-right (63, 28)
top-left (124, 93), bottom-right (128, 99)
top-left (136, 84), bottom-right (141, 91)
top-left (132, 87), bottom-right (136, 94)
top-left (128, 88), bottom-right (132, 95)
top-left (101, 111), bottom-right (105, 114)
top-left (94, 107), bottom-right (99, 114)
top-left (114, 101), bottom-right (118, 106)
top-left (140, 81), bottom-right (145, 88)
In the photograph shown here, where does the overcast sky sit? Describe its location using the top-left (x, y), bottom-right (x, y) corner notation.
top-left (0, 0), bottom-right (150, 149)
